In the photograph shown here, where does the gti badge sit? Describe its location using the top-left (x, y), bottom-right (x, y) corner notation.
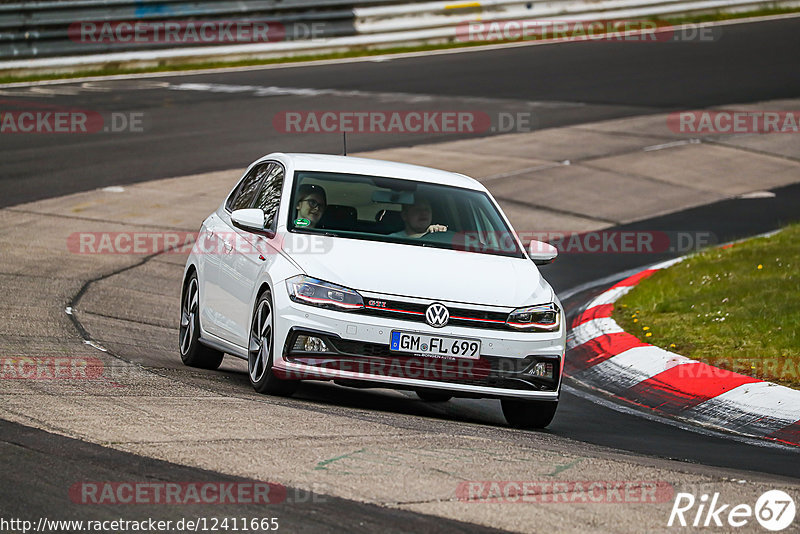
top-left (425, 302), bottom-right (449, 328)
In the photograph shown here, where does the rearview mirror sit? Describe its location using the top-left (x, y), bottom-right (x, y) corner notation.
top-left (231, 209), bottom-right (267, 233)
top-left (371, 190), bottom-right (415, 205)
top-left (529, 240), bottom-right (558, 265)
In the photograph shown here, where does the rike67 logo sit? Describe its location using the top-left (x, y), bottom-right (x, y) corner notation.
top-left (668, 490), bottom-right (795, 531)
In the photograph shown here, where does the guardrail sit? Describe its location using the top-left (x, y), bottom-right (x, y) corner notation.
top-left (354, 0), bottom-right (792, 34)
top-left (0, 0), bottom-right (380, 58)
top-left (0, 0), bottom-right (797, 75)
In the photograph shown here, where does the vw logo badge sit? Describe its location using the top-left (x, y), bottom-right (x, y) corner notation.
top-left (425, 303), bottom-right (449, 328)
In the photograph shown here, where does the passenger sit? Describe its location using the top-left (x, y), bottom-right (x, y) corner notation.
top-left (391, 196), bottom-right (447, 238)
top-left (294, 184), bottom-right (327, 228)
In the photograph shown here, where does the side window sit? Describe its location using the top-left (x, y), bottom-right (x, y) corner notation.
top-left (253, 163), bottom-right (284, 230)
top-left (226, 165), bottom-right (265, 212)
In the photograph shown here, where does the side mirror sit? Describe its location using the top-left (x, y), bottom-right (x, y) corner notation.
top-left (529, 240), bottom-right (558, 265)
top-left (231, 209), bottom-right (269, 234)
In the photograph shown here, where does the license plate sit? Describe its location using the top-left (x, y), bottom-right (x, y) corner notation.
top-left (389, 331), bottom-right (481, 359)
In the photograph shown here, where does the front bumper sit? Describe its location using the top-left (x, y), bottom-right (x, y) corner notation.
top-left (271, 292), bottom-right (565, 400)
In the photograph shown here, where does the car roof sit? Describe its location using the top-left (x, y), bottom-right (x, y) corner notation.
top-left (261, 153), bottom-right (485, 191)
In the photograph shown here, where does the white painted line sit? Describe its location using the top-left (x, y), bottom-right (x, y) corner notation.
top-left (562, 383), bottom-right (798, 451)
top-left (686, 382), bottom-right (800, 429)
top-left (167, 81), bottom-right (433, 101)
top-left (567, 317), bottom-right (624, 349)
top-left (83, 340), bottom-right (108, 352)
top-left (166, 81), bottom-right (580, 108)
top-left (578, 345), bottom-right (696, 390)
top-left (738, 191), bottom-right (777, 199)
top-left (643, 139), bottom-right (701, 152)
top-left (586, 285), bottom-right (633, 308)
top-left (649, 257), bottom-right (685, 270)
top-left (481, 162), bottom-right (562, 182)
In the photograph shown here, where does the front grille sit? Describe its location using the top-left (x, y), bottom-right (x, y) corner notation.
top-left (333, 339), bottom-right (393, 357)
top-left (284, 332), bottom-right (558, 392)
top-left (353, 298), bottom-right (511, 331)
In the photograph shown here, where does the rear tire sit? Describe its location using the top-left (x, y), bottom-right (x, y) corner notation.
top-left (415, 389), bottom-right (453, 402)
top-left (248, 290), bottom-right (298, 397)
top-left (179, 273), bottom-right (224, 370)
top-left (501, 399), bottom-right (558, 429)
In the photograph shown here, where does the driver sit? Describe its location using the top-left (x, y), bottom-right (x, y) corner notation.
top-left (294, 184), bottom-right (327, 228)
top-left (390, 196), bottom-right (447, 238)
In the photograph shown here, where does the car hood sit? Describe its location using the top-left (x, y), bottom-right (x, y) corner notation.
top-left (284, 235), bottom-right (554, 307)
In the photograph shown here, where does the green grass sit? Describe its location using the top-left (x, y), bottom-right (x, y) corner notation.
top-left (1, 6), bottom-right (799, 85)
top-left (613, 223), bottom-right (800, 389)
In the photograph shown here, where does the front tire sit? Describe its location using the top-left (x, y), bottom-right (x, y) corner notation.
top-left (501, 399), bottom-right (558, 429)
top-left (248, 290), bottom-right (298, 396)
top-left (179, 273), bottom-right (224, 370)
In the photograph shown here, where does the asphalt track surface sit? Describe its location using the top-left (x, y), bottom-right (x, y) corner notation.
top-left (4, 184), bottom-right (797, 528)
top-left (2, 14), bottom-right (800, 529)
top-left (0, 419), bottom-right (503, 533)
top-left (2, 16), bottom-right (800, 207)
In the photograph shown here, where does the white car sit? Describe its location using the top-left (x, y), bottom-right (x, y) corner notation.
top-left (180, 153), bottom-right (565, 428)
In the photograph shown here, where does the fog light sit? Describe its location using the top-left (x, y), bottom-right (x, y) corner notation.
top-left (294, 335), bottom-right (329, 352)
top-left (528, 362), bottom-right (554, 379)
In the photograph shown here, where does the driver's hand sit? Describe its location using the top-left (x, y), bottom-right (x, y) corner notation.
top-left (427, 224), bottom-right (448, 233)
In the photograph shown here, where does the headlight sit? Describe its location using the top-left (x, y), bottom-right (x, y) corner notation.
top-left (506, 303), bottom-right (560, 331)
top-left (286, 275), bottom-right (364, 311)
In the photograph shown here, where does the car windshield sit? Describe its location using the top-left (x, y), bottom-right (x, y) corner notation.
top-left (288, 171), bottom-right (523, 258)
